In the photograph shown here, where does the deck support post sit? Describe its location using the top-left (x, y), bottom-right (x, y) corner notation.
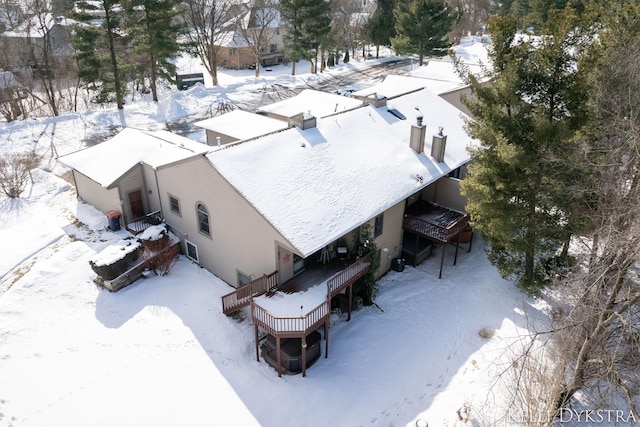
top-left (324, 321), bottom-right (329, 358)
top-left (414, 234), bottom-right (420, 266)
top-left (453, 233), bottom-right (461, 266)
top-left (468, 229), bottom-right (473, 252)
top-left (254, 323), bottom-right (260, 362)
top-left (439, 243), bottom-right (446, 279)
top-left (276, 336), bottom-right (282, 378)
top-left (347, 283), bottom-right (353, 321)
top-left (301, 335), bottom-right (307, 378)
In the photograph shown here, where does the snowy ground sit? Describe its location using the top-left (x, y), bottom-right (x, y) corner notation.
top-left (0, 169), bottom-right (548, 427)
top-left (0, 38), bottom-right (568, 427)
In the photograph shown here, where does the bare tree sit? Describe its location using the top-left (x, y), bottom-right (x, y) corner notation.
top-left (182, 0), bottom-right (237, 86)
top-left (496, 11), bottom-right (640, 422)
top-left (0, 0), bottom-right (24, 31)
top-left (0, 71), bottom-right (28, 121)
top-left (551, 10), bottom-right (640, 417)
top-left (448, 0), bottom-right (492, 42)
top-left (237, 0), bottom-right (280, 77)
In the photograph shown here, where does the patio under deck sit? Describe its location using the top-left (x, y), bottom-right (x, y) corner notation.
top-left (403, 200), bottom-right (472, 278)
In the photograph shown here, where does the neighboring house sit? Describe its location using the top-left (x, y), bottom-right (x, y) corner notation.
top-left (256, 88), bottom-right (363, 122)
top-left (216, 2), bottom-right (285, 70)
top-left (0, 13), bottom-right (73, 76)
top-left (57, 128), bottom-right (211, 233)
top-left (195, 109), bottom-right (289, 146)
top-left (59, 76), bottom-right (478, 376)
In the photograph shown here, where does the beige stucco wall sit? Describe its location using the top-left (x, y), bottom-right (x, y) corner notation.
top-left (370, 201), bottom-right (405, 277)
top-left (141, 164), bottom-right (161, 213)
top-left (421, 175), bottom-right (468, 212)
top-left (156, 156), bottom-right (297, 287)
top-left (73, 170), bottom-right (121, 217)
top-left (205, 130), bottom-right (239, 146)
top-left (439, 86), bottom-right (473, 117)
top-left (116, 166), bottom-right (145, 223)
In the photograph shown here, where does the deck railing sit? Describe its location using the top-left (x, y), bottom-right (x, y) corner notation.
top-left (126, 210), bottom-right (163, 234)
top-left (327, 254), bottom-right (371, 299)
top-left (250, 256), bottom-right (371, 337)
top-left (252, 300), bottom-right (330, 339)
top-left (403, 214), bottom-right (469, 243)
top-left (222, 270), bottom-right (278, 314)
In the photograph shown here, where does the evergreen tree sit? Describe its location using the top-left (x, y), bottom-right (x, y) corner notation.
top-left (279, 0), bottom-right (331, 75)
top-left (72, 0), bottom-right (127, 109)
top-left (280, 0), bottom-right (310, 75)
top-left (459, 9), bottom-right (591, 291)
top-left (391, 0), bottom-right (458, 65)
top-left (304, 0), bottom-right (331, 73)
top-left (123, 0), bottom-right (184, 102)
top-left (365, 0), bottom-right (396, 58)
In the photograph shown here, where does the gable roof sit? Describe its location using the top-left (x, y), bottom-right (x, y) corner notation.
top-left (352, 74), bottom-right (428, 99)
top-left (195, 110), bottom-right (289, 141)
top-left (207, 84), bottom-right (476, 257)
top-left (257, 89), bottom-right (363, 120)
top-left (57, 128), bottom-right (210, 189)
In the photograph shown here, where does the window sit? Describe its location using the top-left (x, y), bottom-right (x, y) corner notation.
top-left (374, 213), bottom-right (384, 238)
top-left (448, 167), bottom-right (461, 179)
top-left (229, 48), bottom-right (236, 56)
top-left (186, 240), bottom-right (199, 262)
top-left (238, 271), bottom-right (252, 286)
top-left (169, 194), bottom-right (180, 215)
top-left (293, 254), bottom-right (305, 275)
top-left (196, 203), bottom-right (210, 236)
top-left (269, 43), bottom-right (278, 53)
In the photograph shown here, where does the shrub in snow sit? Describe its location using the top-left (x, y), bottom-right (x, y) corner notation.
top-left (89, 238), bottom-right (140, 280)
top-left (138, 224), bottom-right (179, 276)
top-left (0, 152), bottom-right (37, 198)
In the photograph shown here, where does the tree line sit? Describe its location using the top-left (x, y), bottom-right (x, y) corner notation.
top-left (0, 0), bottom-right (469, 118)
top-left (458, 1), bottom-right (640, 421)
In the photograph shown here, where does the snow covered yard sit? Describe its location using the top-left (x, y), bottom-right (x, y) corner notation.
top-left (0, 37), bottom-right (567, 426)
top-left (0, 169), bottom-right (545, 427)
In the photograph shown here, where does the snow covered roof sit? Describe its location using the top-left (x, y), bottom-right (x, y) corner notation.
top-left (257, 89), bottom-right (363, 119)
top-left (194, 110), bottom-right (289, 141)
top-left (58, 128), bottom-right (210, 188)
top-left (216, 29), bottom-right (250, 48)
top-left (1, 13), bottom-right (71, 38)
top-left (407, 59), bottom-right (477, 94)
top-left (208, 84), bottom-right (476, 257)
top-left (352, 74), bottom-right (428, 99)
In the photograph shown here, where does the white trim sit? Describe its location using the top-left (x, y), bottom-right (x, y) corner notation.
top-left (185, 240), bottom-right (199, 263)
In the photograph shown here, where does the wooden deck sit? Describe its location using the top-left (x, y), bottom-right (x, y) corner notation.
top-left (218, 255), bottom-right (372, 377)
top-left (403, 200), bottom-right (472, 278)
top-left (278, 259), bottom-right (351, 294)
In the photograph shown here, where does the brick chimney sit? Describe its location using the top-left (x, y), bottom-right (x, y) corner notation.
top-left (409, 116), bottom-right (426, 153)
top-left (431, 126), bottom-right (447, 162)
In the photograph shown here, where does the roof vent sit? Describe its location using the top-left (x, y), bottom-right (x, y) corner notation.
top-left (431, 127), bottom-right (447, 162)
top-left (410, 116), bottom-right (426, 153)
